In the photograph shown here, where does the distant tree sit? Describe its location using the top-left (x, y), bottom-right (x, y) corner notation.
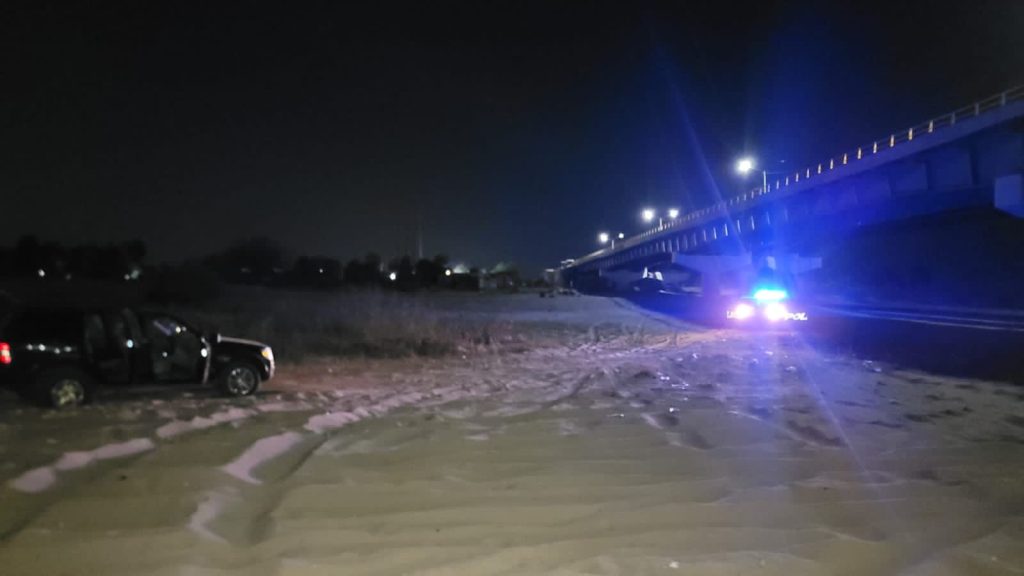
top-left (69, 245), bottom-right (98, 277)
top-left (398, 255), bottom-right (414, 278)
top-left (4, 236), bottom-right (146, 281)
top-left (146, 262), bottom-right (222, 303)
top-left (343, 258), bottom-right (365, 285)
top-left (122, 239), bottom-right (147, 264)
top-left (415, 258), bottom-right (443, 287)
top-left (211, 237), bottom-right (285, 284)
top-left (13, 235), bottom-right (41, 276)
top-left (290, 256), bottom-right (342, 289)
top-left (363, 252), bottom-right (382, 272)
top-left (386, 255), bottom-right (416, 290)
top-left (342, 252), bottom-right (385, 286)
top-left (96, 242), bottom-right (125, 276)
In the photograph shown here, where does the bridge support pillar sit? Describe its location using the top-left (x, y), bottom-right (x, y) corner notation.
top-left (758, 253), bottom-right (823, 276)
top-left (598, 268), bottom-right (646, 291)
top-left (995, 173), bottom-right (1024, 218)
top-left (671, 254), bottom-right (753, 297)
top-left (672, 252), bottom-right (822, 297)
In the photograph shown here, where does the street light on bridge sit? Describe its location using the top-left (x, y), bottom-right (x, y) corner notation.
top-left (598, 231), bottom-right (625, 248)
top-left (736, 156), bottom-right (773, 195)
top-left (641, 208), bottom-right (656, 223)
top-left (668, 208), bottom-right (680, 220)
top-left (736, 157), bottom-right (756, 174)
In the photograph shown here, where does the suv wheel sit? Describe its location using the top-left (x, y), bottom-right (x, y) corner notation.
top-left (36, 368), bottom-right (95, 409)
top-left (219, 363), bottom-right (261, 397)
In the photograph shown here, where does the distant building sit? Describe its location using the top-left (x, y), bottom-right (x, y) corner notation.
top-left (445, 262), bottom-right (479, 291)
top-left (480, 262), bottom-right (519, 291)
top-left (543, 268), bottom-right (560, 287)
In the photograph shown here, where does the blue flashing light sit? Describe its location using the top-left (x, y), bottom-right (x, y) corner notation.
top-left (753, 288), bottom-right (788, 302)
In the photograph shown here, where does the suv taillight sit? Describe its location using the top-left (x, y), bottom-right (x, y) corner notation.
top-left (0, 342), bottom-right (11, 365)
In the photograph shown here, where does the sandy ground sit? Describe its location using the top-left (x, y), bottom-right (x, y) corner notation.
top-left (1, 294), bottom-right (1023, 575)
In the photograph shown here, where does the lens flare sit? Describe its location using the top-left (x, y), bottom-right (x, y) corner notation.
top-left (729, 302), bottom-right (755, 320)
top-left (764, 302), bottom-right (788, 322)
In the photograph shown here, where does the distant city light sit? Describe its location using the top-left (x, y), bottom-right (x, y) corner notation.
top-left (388, 272), bottom-right (397, 281)
top-left (668, 208), bottom-right (680, 219)
top-left (736, 157), bottom-right (756, 174)
top-left (598, 232), bottom-right (610, 244)
top-left (642, 208), bottom-right (656, 223)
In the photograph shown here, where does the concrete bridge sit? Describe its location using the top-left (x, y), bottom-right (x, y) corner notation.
top-left (562, 86), bottom-right (1024, 295)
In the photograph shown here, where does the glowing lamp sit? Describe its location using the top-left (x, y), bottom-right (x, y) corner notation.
top-left (753, 288), bottom-right (788, 302)
top-left (729, 302), bottom-right (755, 320)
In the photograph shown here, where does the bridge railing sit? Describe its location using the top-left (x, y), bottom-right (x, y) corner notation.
top-left (570, 86), bottom-right (1024, 269)
top-left (752, 85), bottom-right (1024, 198)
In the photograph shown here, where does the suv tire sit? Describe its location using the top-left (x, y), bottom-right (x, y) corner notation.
top-left (34, 368), bottom-right (95, 409)
top-left (218, 362), bottom-right (261, 397)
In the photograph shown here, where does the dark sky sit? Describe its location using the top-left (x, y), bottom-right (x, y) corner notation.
top-left (3, 1), bottom-right (1022, 274)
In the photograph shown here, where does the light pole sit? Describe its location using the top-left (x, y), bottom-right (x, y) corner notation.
top-left (642, 208), bottom-right (663, 228)
top-left (735, 156), bottom-right (767, 195)
top-left (599, 231), bottom-right (626, 249)
top-left (667, 208), bottom-right (680, 220)
top-left (737, 156), bottom-right (787, 195)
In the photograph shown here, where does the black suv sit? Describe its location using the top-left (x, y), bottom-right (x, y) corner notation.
top-left (0, 306), bottom-right (274, 408)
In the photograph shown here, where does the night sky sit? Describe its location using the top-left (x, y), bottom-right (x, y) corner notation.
top-left (3, 1), bottom-right (1022, 274)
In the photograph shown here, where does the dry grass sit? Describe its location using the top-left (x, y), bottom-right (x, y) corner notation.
top-left (167, 288), bottom-right (677, 364)
top-left (1, 280), bottom-right (680, 365)
top-left (171, 289), bottom-right (475, 363)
